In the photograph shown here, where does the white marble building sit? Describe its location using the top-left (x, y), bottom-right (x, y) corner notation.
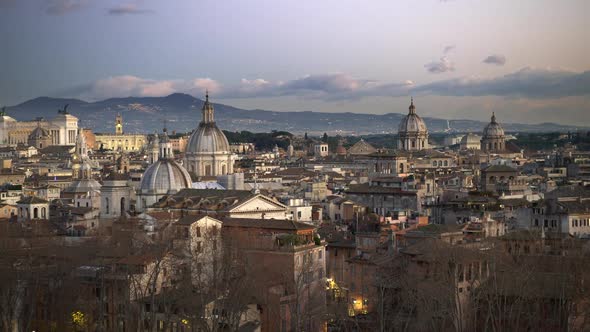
top-left (0, 108), bottom-right (78, 147)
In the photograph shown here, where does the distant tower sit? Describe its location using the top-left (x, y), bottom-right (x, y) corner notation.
top-left (159, 129), bottom-right (174, 160)
top-left (147, 133), bottom-right (160, 164)
top-left (115, 113), bottom-right (123, 135)
top-left (100, 171), bottom-right (132, 219)
top-left (76, 128), bottom-right (88, 158)
top-left (71, 128), bottom-right (91, 179)
top-left (116, 151), bottom-right (130, 174)
top-left (287, 140), bottom-right (295, 158)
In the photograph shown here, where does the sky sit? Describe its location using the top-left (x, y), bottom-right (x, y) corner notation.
top-left (0, 0), bottom-right (589, 125)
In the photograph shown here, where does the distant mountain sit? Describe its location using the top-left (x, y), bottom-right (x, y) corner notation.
top-left (5, 93), bottom-right (587, 135)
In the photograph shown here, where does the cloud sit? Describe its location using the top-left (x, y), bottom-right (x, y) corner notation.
top-left (222, 74), bottom-right (413, 100)
top-left (68, 68), bottom-right (590, 102)
top-left (107, 3), bottom-right (152, 15)
top-left (69, 75), bottom-right (221, 100)
top-left (45, 0), bottom-right (87, 15)
top-left (413, 67), bottom-right (590, 98)
top-left (424, 56), bottom-right (455, 73)
top-left (443, 45), bottom-right (455, 54)
top-left (483, 54), bottom-right (507, 66)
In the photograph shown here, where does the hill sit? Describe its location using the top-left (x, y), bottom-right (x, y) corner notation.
top-left (5, 93), bottom-right (586, 135)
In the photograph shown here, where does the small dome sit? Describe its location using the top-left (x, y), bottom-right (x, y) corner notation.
top-left (336, 145), bottom-right (347, 155)
top-left (63, 179), bottom-right (102, 194)
top-left (140, 160), bottom-right (192, 195)
top-left (483, 113), bottom-right (505, 138)
top-left (398, 99), bottom-right (427, 134)
top-left (29, 126), bottom-right (51, 140)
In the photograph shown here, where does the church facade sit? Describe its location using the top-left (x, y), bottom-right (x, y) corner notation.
top-left (94, 113), bottom-right (147, 151)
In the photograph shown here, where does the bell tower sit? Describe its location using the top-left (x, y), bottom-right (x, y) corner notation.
top-left (115, 113), bottom-right (123, 135)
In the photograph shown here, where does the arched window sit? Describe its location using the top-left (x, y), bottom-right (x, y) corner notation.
top-left (494, 142), bottom-right (498, 150)
top-left (33, 207), bottom-right (38, 219)
top-left (222, 165), bottom-right (227, 174)
top-left (444, 160), bottom-right (448, 166)
top-left (41, 207), bottom-right (46, 219)
top-left (121, 197), bottom-right (126, 216)
top-left (399, 163), bottom-right (404, 173)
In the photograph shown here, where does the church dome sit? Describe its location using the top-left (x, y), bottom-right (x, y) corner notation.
top-left (186, 93), bottom-right (230, 154)
top-left (483, 113), bottom-right (505, 138)
top-left (63, 179), bottom-right (102, 194)
top-left (186, 123), bottom-right (230, 154)
top-left (398, 99), bottom-right (427, 134)
top-left (139, 160), bottom-right (192, 195)
top-left (29, 126), bottom-right (51, 140)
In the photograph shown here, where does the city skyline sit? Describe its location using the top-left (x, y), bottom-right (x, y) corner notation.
top-left (1, 0), bottom-right (588, 125)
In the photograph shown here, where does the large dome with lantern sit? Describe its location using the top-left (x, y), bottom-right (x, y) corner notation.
top-left (184, 93), bottom-right (235, 177)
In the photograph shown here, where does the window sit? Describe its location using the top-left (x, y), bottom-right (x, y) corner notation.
top-left (196, 227), bottom-right (201, 237)
top-left (196, 241), bottom-right (202, 253)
